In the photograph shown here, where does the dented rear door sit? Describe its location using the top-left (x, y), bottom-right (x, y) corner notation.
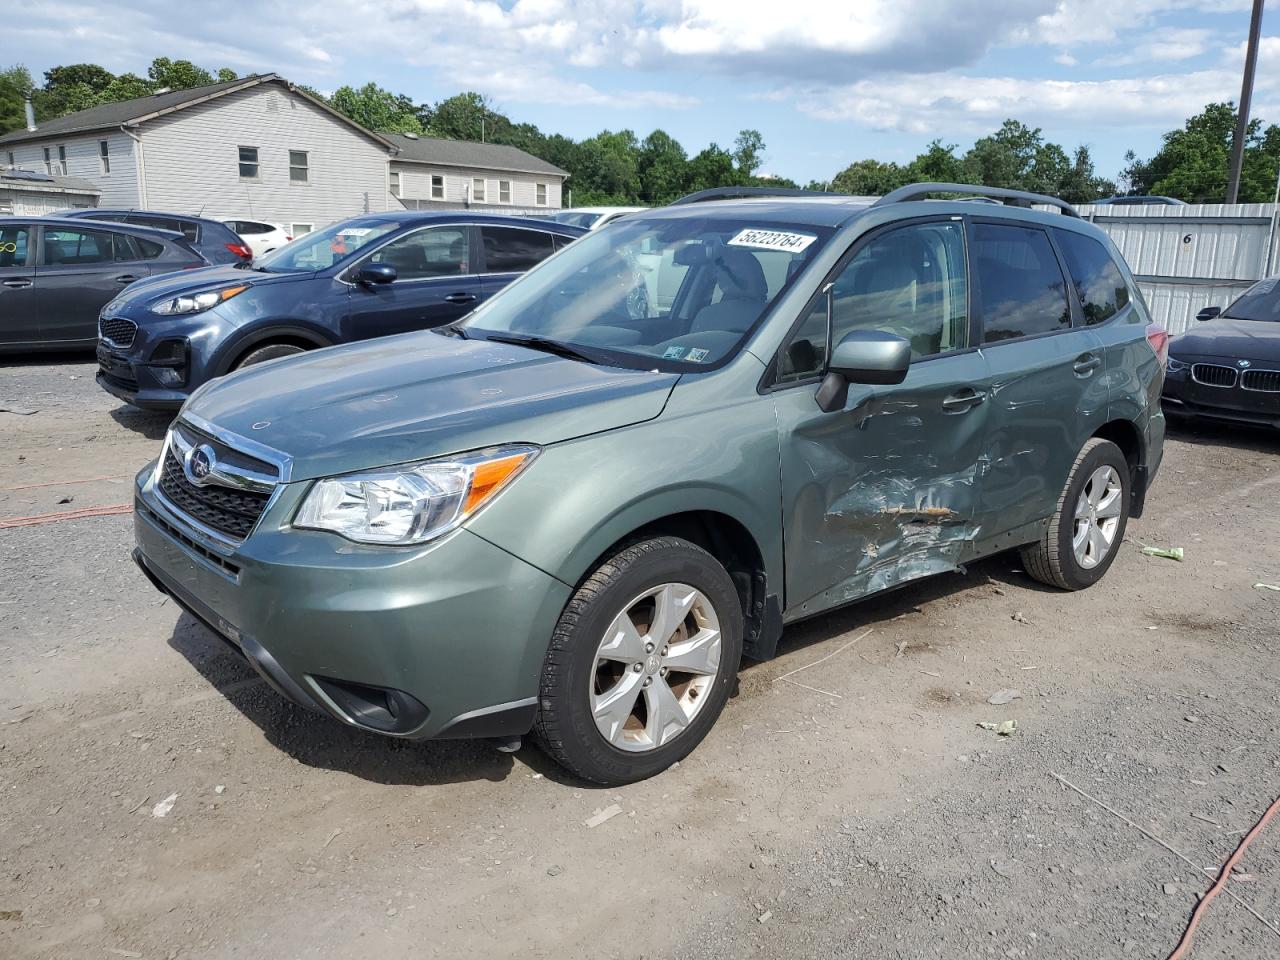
top-left (773, 350), bottom-right (991, 617)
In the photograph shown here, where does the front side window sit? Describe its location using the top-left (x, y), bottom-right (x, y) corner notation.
top-left (973, 222), bottom-right (1071, 343)
top-left (1054, 229), bottom-right (1129, 325)
top-left (536, 183), bottom-right (547, 205)
top-left (480, 226), bottom-right (554, 273)
top-left (42, 228), bottom-right (115, 265)
top-left (778, 220), bottom-right (969, 383)
top-left (472, 178), bottom-right (486, 203)
top-left (256, 218), bottom-right (398, 272)
top-left (99, 139), bottom-right (110, 174)
top-left (499, 180), bottom-right (511, 204)
top-left (431, 175), bottom-right (444, 200)
top-left (0, 224), bottom-right (30, 267)
top-left (289, 150), bottom-right (309, 183)
top-left (367, 226), bottom-right (470, 280)
top-left (238, 146), bottom-right (259, 179)
top-left (461, 217), bottom-right (832, 371)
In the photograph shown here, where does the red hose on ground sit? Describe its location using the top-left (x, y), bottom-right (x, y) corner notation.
top-left (1167, 792), bottom-right (1280, 960)
top-left (0, 504), bottom-right (133, 528)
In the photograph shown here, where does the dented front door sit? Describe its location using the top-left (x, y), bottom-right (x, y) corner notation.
top-left (773, 351), bottom-right (991, 618)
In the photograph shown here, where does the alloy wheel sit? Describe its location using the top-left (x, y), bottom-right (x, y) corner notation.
top-left (1072, 465), bottom-right (1123, 569)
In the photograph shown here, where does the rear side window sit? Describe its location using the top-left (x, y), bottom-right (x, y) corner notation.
top-left (0, 224), bottom-right (30, 267)
top-left (127, 215), bottom-right (199, 243)
top-left (133, 237), bottom-right (165, 260)
top-left (480, 226), bottom-right (555, 273)
top-left (42, 228), bottom-right (116, 265)
top-left (1054, 229), bottom-right (1130, 325)
top-left (973, 223), bottom-right (1071, 343)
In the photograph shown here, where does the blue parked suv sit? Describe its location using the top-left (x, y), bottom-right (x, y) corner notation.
top-left (96, 212), bottom-right (585, 409)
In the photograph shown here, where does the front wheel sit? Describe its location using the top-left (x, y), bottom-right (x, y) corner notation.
top-left (234, 342), bottom-right (307, 369)
top-left (534, 537), bottom-right (743, 785)
top-left (1021, 437), bottom-right (1130, 590)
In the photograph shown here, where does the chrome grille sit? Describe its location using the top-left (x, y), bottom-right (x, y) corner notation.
top-left (1191, 363), bottom-right (1237, 388)
top-left (156, 424), bottom-right (280, 543)
top-left (100, 316), bottom-right (137, 348)
top-left (1241, 369), bottom-right (1280, 393)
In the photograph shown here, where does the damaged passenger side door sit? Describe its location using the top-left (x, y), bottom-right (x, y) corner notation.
top-left (769, 218), bottom-right (991, 616)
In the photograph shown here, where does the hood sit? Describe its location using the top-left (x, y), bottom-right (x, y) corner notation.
top-left (183, 331), bottom-right (680, 481)
top-left (113, 264), bottom-right (306, 310)
top-left (1170, 317), bottom-right (1280, 364)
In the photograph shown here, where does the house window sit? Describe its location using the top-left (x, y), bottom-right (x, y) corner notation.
top-left (43, 147), bottom-right (52, 174)
top-left (389, 170), bottom-right (400, 197)
top-left (99, 140), bottom-right (110, 174)
top-left (292, 223), bottom-right (313, 236)
top-left (58, 145), bottom-right (68, 175)
top-left (472, 178), bottom-right (485, 203)
top-left (499, 180), bottom-right (511, 204)
top-left (238, 146), bottom-right (259, 179)
top-left (536, 183), bottom-right (547, 206)
top-left (289, 150), bottom-right (309, 183)
top-left (431, 175), bottom-right (444, 200)
top-left (5, 150), bottom-right (13, 168)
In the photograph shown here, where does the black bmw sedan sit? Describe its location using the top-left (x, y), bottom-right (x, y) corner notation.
top-left (1163, 278), bottom-right (1280, 429)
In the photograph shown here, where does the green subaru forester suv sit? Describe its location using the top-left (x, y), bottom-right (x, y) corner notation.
top-left (132, 183), bottom-right (1166, 785)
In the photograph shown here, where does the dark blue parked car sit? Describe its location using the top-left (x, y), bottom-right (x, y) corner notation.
top-left (96, 212), bottom-right (585, 409)
top-left (56, 209), bottom-right (254, 265)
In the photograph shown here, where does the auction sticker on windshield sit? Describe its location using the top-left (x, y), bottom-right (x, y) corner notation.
top-left (728, 229), bottom-right (817, 254)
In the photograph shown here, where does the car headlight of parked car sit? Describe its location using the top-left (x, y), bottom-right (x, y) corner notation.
top-left (294, 445), bottom-right (539, 545)
top-left (1166, 357), bottom-right (1189, 373)
top-left (151, 284), bottom-right (249, 316)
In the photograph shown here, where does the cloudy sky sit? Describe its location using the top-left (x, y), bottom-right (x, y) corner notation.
top-left (4, 0), bottom-right (1277, 185)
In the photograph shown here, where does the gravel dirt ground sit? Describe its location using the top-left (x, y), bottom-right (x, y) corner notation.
top-left (2, 356), bottom-right (1279, 960)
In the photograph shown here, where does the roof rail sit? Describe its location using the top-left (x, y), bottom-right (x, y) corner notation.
top-left (871, 182), bottom-right (1079, 218)
top-left (670, 186), bottom-right (848, 206)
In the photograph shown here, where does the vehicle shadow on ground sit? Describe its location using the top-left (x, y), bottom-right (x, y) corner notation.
top-left (1165, 417), bottom-right (1280, 454)
top-left (109, 404), bottom-right (174, 440)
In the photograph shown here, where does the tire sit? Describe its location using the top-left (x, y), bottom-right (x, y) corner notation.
top-left (534, 536), bottom-right (744, 785)
top-left (1021, 438), bottom-right (1130, 591)
top-left (235, 343), bottom-right (307, 369)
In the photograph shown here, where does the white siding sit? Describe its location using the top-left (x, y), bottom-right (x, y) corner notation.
top-left (390, 160), bottom-right (562, 210)
top-left (0, 187), bottom-right (98, 215)
top-left (139, 83), bottom-right (391, 228)
top-left (3, 132), bottom-right (139, 207)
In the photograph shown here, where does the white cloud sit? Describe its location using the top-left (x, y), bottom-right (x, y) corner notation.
top-left (1093, 27), bottom-right (1214, 67)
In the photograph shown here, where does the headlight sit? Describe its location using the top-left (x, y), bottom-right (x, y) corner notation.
top-left (151, 284), bottom-right (248, 316)
top-left (294, 445), bottom-right (538, 545)
top-left (1167, 357), bottom-right (1189, 373)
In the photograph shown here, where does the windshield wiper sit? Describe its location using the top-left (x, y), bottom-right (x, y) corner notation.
top-left (483, 332), bottom-right (601, 364)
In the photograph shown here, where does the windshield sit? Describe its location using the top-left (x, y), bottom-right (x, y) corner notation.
top-left (553, 211), bottom-right (604, 229)
top-left (1224, 278), bottom-right (1280, 323)
top-left (461, 216), bottom-right (833, 370)
top-left (254, 218), bottom-right (400, 272)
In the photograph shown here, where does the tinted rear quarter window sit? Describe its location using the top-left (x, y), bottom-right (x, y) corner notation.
top-left (1054, 229), bottom-right (1129, 325)
top-left (481, 227), bottom-right (555, 273)
top-left (43, 228), bottom-right (116, 265)
top-left (133, 236), bottom-right (166, 260)
top-left (973, 223), bottom-right (1071, 343)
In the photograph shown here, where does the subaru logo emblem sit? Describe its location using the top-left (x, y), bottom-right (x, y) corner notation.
top-left (185, 443), bottom-right (217, 486)
top-left (1238, 359), bottom-right (1251, 368)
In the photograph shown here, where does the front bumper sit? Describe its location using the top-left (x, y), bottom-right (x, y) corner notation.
top-left (1162, 363), bottom-right (1280, 428)
top-left (132, 465), bottom-right (571, 740)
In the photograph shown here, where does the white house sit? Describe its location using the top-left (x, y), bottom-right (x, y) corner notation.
top-left (0, 74), bottom-right (568, 236)
top-left (0, 168), bottom-right (100, 215)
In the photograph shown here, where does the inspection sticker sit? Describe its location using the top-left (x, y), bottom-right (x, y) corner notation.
top-left (728, 228), bottom-right (817, 254)
top-left (338, 228), bottom-right (373, 237)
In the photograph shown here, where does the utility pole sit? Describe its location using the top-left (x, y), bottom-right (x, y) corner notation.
top-left (1226, 0), bottom-right (1265, 204)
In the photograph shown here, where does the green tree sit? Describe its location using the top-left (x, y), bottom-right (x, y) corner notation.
top-left (573, 129), bottom-right (641, 202)
top-left (0, 65), bottom-right (33, 137)
top-left (831, 158), bottom-right (909, 195)
top-left (904, 140), bottom-right (971, 184)
top-left (428, 92), bottom-right (500, 141)
top-left (147, 57), bottom-right (215, 90)
top-left (217, 68), bottom-right (238, 83)
top-left (637, 129), bottom-right (689, 204)
top-left (686, 143), bottom-right (739, 192)
top-left (96, 73), bottom-right (153, 104)
top-left (330, 82), bottom-right (425, 135)
top-left (732, 129), bottom-right (764, 177)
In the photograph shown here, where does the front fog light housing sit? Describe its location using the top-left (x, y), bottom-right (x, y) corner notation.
top-left (294, 445), bottom-right (538, 545)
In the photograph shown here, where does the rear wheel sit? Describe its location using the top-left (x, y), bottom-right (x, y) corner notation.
top-left (534, 537), bottom-right (743, 784)
top-left (234, 342), bottom-right (307, 369)
top-left (1021, 437), bottom-right (1129, 590)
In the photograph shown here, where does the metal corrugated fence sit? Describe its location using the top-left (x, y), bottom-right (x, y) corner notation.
top-left (1075, 203), bottom-right (1280, 336)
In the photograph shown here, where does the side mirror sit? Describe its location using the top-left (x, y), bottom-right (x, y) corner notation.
top-left (357, 262), bottom-right (397, 286)
top-left (815, 330), bottom-right (912, 413)
top-left (1195, 305), bottom-right (1221, 322)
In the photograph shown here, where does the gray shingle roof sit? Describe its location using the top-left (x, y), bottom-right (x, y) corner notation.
top-left (0, 169), bottom-right (100, 194)
top-left (386, 133), bottom-right (567, 177)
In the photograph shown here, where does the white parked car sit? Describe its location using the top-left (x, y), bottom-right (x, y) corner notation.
top-left (551, 207), bottom-right (646, 230)
top-left (222, 219), bottom-right (293, 259)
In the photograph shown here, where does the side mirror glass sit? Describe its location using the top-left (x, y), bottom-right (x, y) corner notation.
top-left (358, 262), bottom-right (397, 285)
top-left (815, 330), bottom-right (912, 413)
top-left (1195, 305), bottom-right (1221, 322)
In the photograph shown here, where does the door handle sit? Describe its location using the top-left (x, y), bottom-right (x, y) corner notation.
top-left (2, 278), bottom-right (32, 288)
top-left (114, 274), bottom-right (140, 284)
top-left (942, 389), bottom-right (986, 413)
top-left (1073, 354), bottom-right (1102, 376)
top-left (444, 292), bottom-right (478, 304)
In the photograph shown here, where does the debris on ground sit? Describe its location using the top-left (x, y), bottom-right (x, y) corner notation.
top-left (0, 909), bottom-right (22, 922)
top-left (547, 865), bottom-right (563, 877)
top-left (987, 689), bottom-right (1023, 706)
top-left (585, 804), bottom-right (623, 829)
top-left (757, 910), bottom-right (772, 924)
top-left (1163, 883), bottom-right (1179, 895)
top-left (1252, 582), bottom-right (1280, 592)
top-left (151, 793), bottom-right (178, 818)
top-left (1141, 546), bottom-right (1184, 562)
top-left (978, 720), bottom-right (1018, 737)
top-left (323, 828), bottom-right (342, 849)
top-left (1011, 611), bottom-right (1032, 625)
top-left (214, 785), bottom-right (226, 795)
top-left (0, 403), bottom-right (38, 416)
top-left (56, 495), bottom-right (73, 504)
top-left (990, 859), bottom-right (1020, 879)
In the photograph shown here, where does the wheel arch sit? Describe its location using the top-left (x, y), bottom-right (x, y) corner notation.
top-left (1091, 418), bottom-right (1147, 516)
top-left (214, 323), bottom-right (336, 375)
